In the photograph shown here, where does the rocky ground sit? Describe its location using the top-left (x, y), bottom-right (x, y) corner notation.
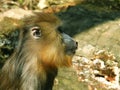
top-left (54, 4), bottom-right (120, 90)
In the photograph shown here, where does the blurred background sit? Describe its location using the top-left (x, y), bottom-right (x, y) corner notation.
top-left (0, 0), bottom-right (120, 90)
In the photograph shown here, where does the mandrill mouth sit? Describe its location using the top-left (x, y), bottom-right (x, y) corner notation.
top-left (66, 49), bottom-right (76, 55)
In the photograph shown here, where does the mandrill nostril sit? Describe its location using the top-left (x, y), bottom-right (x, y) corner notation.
top-left (75, 41), bottom-right (78, 49)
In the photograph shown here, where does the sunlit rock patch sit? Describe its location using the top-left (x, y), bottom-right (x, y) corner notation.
top-left (73, 50), bottom-right (120, 90)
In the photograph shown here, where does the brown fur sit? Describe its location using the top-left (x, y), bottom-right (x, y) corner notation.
top-left (0, 13), bottom-right (73, 90)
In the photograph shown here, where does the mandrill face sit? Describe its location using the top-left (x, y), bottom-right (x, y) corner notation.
top-left (28, 23), bottom-right (78, 55)
top-left (20, 12), bottom-right (78, 67)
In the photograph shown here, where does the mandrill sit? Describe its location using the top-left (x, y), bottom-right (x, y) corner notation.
top-left (0, 12), bottom-right (78, 90)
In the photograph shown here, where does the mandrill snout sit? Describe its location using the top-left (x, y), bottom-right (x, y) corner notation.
top-left (62, 33), bottom-right (78, 55)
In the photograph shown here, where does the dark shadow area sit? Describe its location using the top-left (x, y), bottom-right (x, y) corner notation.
top-left (57, 5), bottom-right (120, 36)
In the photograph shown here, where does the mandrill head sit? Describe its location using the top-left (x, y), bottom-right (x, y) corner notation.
top-left (18, 12), bottom-right (78, 68)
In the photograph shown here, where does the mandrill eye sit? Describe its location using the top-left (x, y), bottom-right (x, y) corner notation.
top-left (31, 26), bottom-right (41, 39)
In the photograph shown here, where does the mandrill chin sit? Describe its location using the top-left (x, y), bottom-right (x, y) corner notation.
top-left (0, 12), bottom-right (78, 90)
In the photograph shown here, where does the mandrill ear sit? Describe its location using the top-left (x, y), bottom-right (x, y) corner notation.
top-left (30, 26), bottom-right (41, 39)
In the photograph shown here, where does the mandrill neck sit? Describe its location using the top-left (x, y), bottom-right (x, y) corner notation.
top-left (43, 67), bottom-right (58, 90)
top-left (0, 45), bottom-right (58, 90)
top-left (15, 47), bottom-right (58, 90)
